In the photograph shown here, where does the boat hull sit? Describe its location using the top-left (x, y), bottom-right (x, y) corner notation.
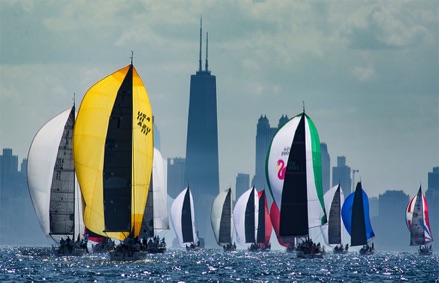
top-left (147, 247), bottom-right (166, 254)
top-left (53, 246), bottom-right (87, 257)
top-left (419, 246), bottom-right (433, 255)
top-left (359, 248), bottom-right (374, 255)
top-left (296, 250), bottom-right (324, 259)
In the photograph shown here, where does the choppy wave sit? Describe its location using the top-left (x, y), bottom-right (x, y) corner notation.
top-left (0, 247), bottom-right (438, 282)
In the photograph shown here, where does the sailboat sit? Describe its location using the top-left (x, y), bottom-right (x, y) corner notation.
top-left (210, 188), bottom-right (236, 251)
top-left (73, 58), bottom-right (154, 261)
top-left (321, 184), bottom-right (348, 254)
top-left (406, 186), bottom-right (433, 255)
top-left (27, 105), bottom-right (87, 256)
top-left (233, 187), bottom-right (272, 252)
top-left (266, 110), bottom-right (327, 258)
top-left (170, 187), bottom-right (200, 250)
top-left (266, 109), bottom-right (326, 258)
top-left (141, 148), bottom-right (169, 253)
top-left (270, 202), bottom-right (295, 252)
top-left (341, 182), bottom-right (375, 255)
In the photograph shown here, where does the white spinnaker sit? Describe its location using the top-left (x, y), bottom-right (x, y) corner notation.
top-left (233, 187), bottom-right (259, 246)
top-left (266, 114), bottom-right (325, 230)
top-left (152, 148), bottom-right (169, 232)
top-left (170, 188), bottom-right (198, 247)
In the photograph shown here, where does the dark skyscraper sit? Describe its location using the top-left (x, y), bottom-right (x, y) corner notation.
top-left (235, 173), bottom-right (250, 202)
top-left (184, 19), bottom-right (219, 247)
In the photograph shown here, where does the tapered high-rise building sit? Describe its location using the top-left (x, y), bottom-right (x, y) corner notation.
top-left (184, 20), bottom-right (219, 247)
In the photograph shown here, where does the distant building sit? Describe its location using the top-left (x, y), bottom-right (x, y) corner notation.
top-left (252, 114), bottom-right (288, 198)
top-left (183, 21), bottom-right (219, 247)
top-left (369, 196), bottom-right (379, 218)
top-left (167, 157), bottom-right (186, 199)
top-left (0, 148), bottom-right (44, 245)
top-left (426, 166), bottom-right (439, 251)
top-left (320, 143), bottom-right (331, 194)
top-left (235, 173), bottom-right (250, 202)
top-left (332, 156), bottom-right (351, 199)
top-left (374, 190), bottom-right (410, 251)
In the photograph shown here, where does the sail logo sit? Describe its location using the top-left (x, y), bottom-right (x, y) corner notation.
top-left (276, 159), bottom-right (286, 180)
top-left (137, 111), bottom-right (151, 136)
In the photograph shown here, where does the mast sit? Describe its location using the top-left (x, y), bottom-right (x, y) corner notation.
top-left (205, 32), bottom-right (209, 71)
top-left (199, 17), bottom-right (202, 72)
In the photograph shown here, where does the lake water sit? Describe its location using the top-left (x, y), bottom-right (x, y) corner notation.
top-left (1, 247), bottom-right (438, 282)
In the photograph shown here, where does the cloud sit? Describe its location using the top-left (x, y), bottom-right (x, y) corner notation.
top-left (344, 2), bottom-right (434, 50)
top-left (352, 65), bottom-right (375, 82)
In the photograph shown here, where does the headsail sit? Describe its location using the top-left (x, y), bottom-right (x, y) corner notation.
top-left (27, 106), bottom-right (84, 243)
top-left (342, 182), bottom-right (375, 246)
top-left (73, 64), bottom-right (153, 241)
top-left (406, 186), bottom-right (433, 246)
top-left (266, 111), bottom-right (326, 238)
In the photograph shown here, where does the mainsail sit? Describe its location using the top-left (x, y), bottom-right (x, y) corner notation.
top-left (266, 111), bottom-right (326, 238)
top-left (257, 190), bottom-right (272, 245)
top-left (170, 188), bottom-right (199, 247)
top-left (321, 184), bottom-right (345, 245)
top-left (406, 186), bottom-right (433, 246)
top-left (211, 188), bottom-right (234, 246)
top-left (73, 63), bottom-right (154, 241)
top-left (342, 182), bottom-right (375, 246)
top-left (27, 106), bottom-right (84, 243)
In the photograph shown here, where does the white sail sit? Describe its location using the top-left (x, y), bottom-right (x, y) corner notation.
top-left (211, 188), bottom-right (233, 246)
top-left (152, 148), bottom-right (169, 232)
top-left (170, 188), bottom-right (199, 247)
top-left (27, 107), bottom-right (84, 243)
top-left (233, 187), bottom-right (259, 246)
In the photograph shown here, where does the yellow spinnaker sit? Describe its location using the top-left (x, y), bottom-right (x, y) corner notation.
top-left (73, 64), bottom-right (153, 241)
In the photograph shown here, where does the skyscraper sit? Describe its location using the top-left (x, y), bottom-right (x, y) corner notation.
top-left (253, 115), bottom-right (288, 192)
top-left (332, 156), bottom-right (351, 199)
top-left (235, 173), bottom-right (250, 202)
top-left (167, 157), bottom-right (186, 199)
top-left (426, 166), bottom-right (439, 250)
top-left (320, 143), bottom-right (330, 194)
top-left (375, 190), bottom-right (409, 250)
top-left (184, 19), bottom-right (219, 247)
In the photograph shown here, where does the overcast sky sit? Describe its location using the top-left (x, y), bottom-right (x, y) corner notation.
top-left (1, 0), bottom-right (438, 198)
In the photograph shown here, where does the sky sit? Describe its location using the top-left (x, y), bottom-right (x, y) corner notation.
top-left (0, 0), bottom-right (438, 199)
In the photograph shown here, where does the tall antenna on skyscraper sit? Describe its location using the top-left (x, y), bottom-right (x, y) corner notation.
top-left (199, 16), bottom-right (202, 72)
top-left (205, 32), bottom-right (209, 71)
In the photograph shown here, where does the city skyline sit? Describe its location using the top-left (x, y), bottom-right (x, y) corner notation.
top-left (1, 1), bottom-right (438, 199)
